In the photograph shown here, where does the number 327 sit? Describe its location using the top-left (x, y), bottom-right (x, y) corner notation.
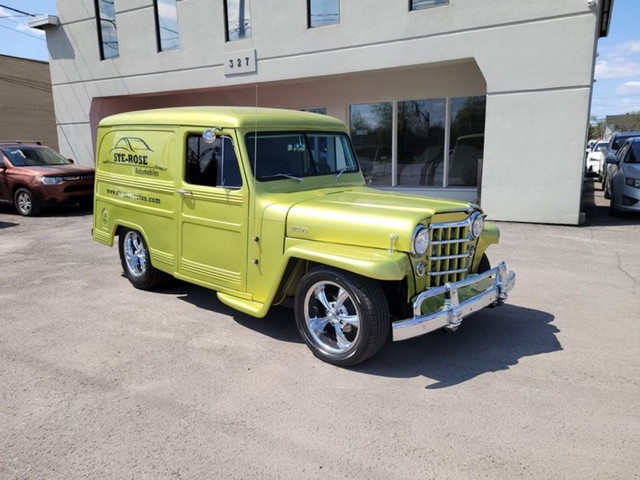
top-left (229, 57), bottom-right (250, 68)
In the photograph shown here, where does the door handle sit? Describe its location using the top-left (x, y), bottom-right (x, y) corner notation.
top-left (177, 189), bottom-right (193, 196)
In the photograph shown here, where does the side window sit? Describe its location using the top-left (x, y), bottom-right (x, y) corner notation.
top-left (185, 135), bottom-right (243, 188)
top-left (617, 142), bottom-right (630, 162)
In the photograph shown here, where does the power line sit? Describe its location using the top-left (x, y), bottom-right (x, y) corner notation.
top-left (0, 22), bottom-right (45, 41)
top-left (0, 3), bottom-right (34, 17)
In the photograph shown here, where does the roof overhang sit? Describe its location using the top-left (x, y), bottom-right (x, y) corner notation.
top-left (598, 0), bottom-right (614, 38)
top-left (28, 15), bottom-right (59, 30)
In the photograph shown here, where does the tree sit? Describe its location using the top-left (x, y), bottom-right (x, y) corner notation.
top-left (608, 112), bottom-right (640, 132)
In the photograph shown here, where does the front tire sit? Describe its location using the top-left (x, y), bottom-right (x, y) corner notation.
top-left (294, 267), bottom-right (389, 367)
top-left (14, 188), bottom-right (40, 216)
top-left (609, 187), bottom-right (621, 217)
top-left (118, 228), bottom-right (164, 290)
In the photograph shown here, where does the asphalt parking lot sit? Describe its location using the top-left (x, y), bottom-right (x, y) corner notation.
top-left (1, 178), bottom-right (638, 479)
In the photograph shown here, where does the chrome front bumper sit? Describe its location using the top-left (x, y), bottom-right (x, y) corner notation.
top-left (391, 263), bottom-right (516, 342)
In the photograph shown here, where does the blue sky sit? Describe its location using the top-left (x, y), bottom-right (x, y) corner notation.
top-left (1, 0), bottom-right (638, 119)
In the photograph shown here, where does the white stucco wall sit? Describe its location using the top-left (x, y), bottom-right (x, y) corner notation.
top-left (45, 0), bottom-right (600, 224)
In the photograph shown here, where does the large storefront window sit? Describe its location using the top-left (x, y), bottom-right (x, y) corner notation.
top-left (350, 103), bottom-right (392, 186)
top-left (448, 96), bottom-right (486, 187)
top-left (397, 99), bottom-right (446, 186)
top-left (349, 96), bottom-right (486, 189)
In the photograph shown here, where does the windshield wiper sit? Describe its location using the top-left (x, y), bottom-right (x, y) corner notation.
top-left (260, 173), bottom-right (304, 184)
top-left (334, 166), bottom-right (356, 179)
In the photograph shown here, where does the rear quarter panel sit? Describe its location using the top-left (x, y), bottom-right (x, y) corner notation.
top-left (93, 127), bottom-right (179, 273)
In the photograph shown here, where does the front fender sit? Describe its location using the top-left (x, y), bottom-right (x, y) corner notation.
top-left (473, 222), bottom-right (500, 271)
top-left (284, 238), bottom-right (412, 281)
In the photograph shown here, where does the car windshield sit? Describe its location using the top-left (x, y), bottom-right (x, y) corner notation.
top-left (245, 132), bottom-right (359, 181)
top-left (1, 146), bottom-right (69, 167)
top-left (595, 142), bottom-right (608, 152)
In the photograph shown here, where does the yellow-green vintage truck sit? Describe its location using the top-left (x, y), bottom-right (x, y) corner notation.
top-left (92, 107), bottom-right (515, 366)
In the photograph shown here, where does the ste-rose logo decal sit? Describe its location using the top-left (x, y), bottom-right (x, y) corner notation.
top-left (104, 137), bottom-right (166, 176)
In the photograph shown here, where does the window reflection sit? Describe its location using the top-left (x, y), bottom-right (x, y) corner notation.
top-left (96, 0), bottom-right (118, 59)
top-left (448, 96), bottom-right (486, 187)
top-left (155, 0), bottom-right (179, 51)
top-left (350, 103), bottom-right (392, 186)
top-left (225, 0), bottom-right (252, 41)
top-left (309, 0), bottom-right (340, 28)
top-left (397, 99), bottom-right (446, 186)
top-left (411, 0), bottom-right (449, 11)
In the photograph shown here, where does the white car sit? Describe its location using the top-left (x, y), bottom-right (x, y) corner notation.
top-left (585, 140), bottom-right (608, 177)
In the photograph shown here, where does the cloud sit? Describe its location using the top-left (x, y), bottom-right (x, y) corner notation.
top-left (616, 40), bottom-right (640, 55)
top-left (16, 22), bottom-right (46, 37)
top-left (616, 81), bottom-right (640, 95)
top-left (595, 39), bottom-right (640, 80)
top-left (595, 60), bottom-right (640, 79)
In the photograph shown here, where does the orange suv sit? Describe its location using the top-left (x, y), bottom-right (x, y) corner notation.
top-left (0, 141), bottom-right (94, 216)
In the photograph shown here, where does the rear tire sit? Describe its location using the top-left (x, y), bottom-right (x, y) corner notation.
top-left (118, 228), bottom-right (164, 290)
top-left (14, 188), bottom-right (40, 216)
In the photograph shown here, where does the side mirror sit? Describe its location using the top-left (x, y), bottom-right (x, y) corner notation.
top-left (605, 155), bottom-right (619, 165)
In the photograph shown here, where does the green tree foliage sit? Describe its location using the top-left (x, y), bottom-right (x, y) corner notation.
top-left (608, 112), bottom-right (640, 132)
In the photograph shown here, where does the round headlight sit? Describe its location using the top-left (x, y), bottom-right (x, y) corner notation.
top-left (411, 226), bottom-right (429, 257)
top-left (471, 214), bottom-right (484, 239)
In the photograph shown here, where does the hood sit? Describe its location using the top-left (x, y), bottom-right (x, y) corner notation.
top-left (11, 164), bottom-right (95, 177)
top-left (623, 163), bottom-right (640, 178)
top-left (285, 187), bottom-right (475, 252)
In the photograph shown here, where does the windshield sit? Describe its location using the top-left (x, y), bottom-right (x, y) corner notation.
top-left (595, 142), bottom-right (608, 152)
top-left (612, 134), bottom-right (640, 150)
top-left (245, 132), bottom-right (359, 181)
top-left (1, 146), bottom-right (69, 167)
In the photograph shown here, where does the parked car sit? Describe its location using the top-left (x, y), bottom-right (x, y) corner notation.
top-left (0, 141), bottom-right (94, 216)
top-left (585, 140), bottom-right (608, 177)
top-left (606, 137), bottom-right (640, 215)
top-left (603, 131), bottom-right (640, 196)
top-left (92, 107), bottom-right (516, 367)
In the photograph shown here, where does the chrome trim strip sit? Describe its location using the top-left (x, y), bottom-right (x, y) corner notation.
top-left (427, 267), bottom-right (469, 277)
top-left (429, 211), bottom-right (483, 231)
top-left (431, 236), bottom-right (472, 246)
top-left (428, 252), bottom-right (471, 261)
top-left (391, 262), bottom-right (516, 342)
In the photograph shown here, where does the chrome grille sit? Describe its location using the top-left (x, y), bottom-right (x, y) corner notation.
top-left (426, 217), bottom-right (476, 287)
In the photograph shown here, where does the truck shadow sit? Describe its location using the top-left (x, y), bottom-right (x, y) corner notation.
top-left (355, 304), bottom-right (560, 386)
top-left (164, 279), bottom-right (560, 385)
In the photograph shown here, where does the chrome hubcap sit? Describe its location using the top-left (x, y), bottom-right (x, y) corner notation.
top-left (304, 281), bottom-right (361, 354)
top-left (123, 231), bottom-right (147, 277)
top-left (17, 192), bottom-right (32, 213)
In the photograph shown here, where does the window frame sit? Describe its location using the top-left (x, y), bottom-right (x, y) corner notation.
top-left (224, 0), bottom-right (252, 42)
top-left (307, 0), bottom-right (340, 29)
top-left (409, 0), bottom-right (450, 12)
top-left (94, 0), bottom-right (119, 60)
top-left (153, 0), bottom-right (180, 52)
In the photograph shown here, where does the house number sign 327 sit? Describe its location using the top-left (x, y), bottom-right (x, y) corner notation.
top-left (224, 49), bottom-right (257, 76)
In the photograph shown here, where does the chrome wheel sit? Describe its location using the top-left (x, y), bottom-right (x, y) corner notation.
top-left (123, 230), bottom-right (147, 277)
top-left (295, 267), bottom-right (389, 366)
top-left (303, 280), bottom-right (361, 355)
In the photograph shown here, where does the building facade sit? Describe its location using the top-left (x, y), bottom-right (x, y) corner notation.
top-left (0, 54), bottom-right (58, 150)
top-left (34, 0), bottom-right (612, 224)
